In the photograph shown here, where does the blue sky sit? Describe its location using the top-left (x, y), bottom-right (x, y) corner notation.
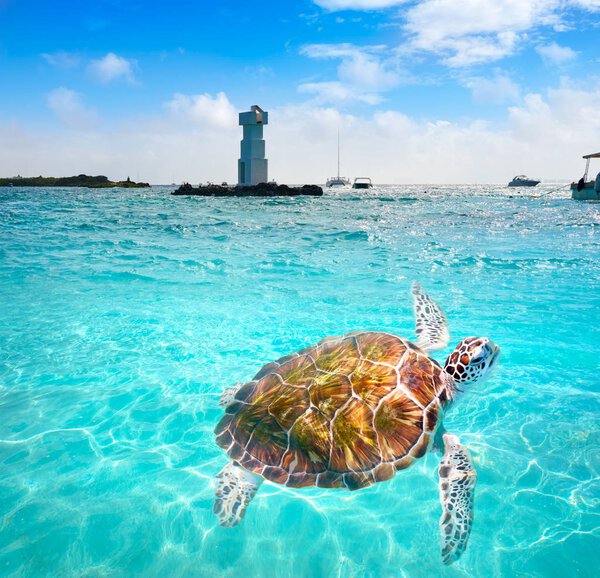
top-left (1, 0), bottom-right (599, 183)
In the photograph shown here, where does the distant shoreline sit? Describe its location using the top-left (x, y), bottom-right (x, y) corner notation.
top-left (0, 175), bottom-right (150, 188)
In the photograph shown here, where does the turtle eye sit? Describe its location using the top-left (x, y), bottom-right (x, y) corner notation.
top-left (471, 352), bottom-right (485, 363)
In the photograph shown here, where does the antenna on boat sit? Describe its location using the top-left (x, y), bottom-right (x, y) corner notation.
top-left (583, 156), bottom-right (591, 182)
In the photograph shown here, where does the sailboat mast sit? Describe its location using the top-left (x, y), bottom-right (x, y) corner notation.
top-left (338, 128), bottom-right (340, 179)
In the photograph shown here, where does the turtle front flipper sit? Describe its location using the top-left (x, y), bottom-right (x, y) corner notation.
top-left (214, 461), bottom-right (263, 527)
top-left (411, 282), bottom-right (450, 351)
top-left (438, 433), bottom-right (477, 565)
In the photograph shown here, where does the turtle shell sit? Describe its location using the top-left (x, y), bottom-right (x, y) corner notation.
top-left (214, 331), bottom-right (446, 491)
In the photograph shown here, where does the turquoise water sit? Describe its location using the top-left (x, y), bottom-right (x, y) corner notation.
top-left (0, 185), bottom-right (598, 577)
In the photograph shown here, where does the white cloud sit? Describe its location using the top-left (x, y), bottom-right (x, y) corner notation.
top-left (314, 0), bottom-right (408, 9)
top-left (536, 42), bottom-right (578, 64)
top-left (268, 82), bottom-right (600, 183)
top-left (88, 53), bottom-right (136, 84)
top-left (5, 93), bottom-right (241, 184)
top-left (47, 88), bottom-right (100, 131)
top-left (462, 72), bottom-right (521, 104)
top-left (438, 32), bottom-right (521, 67)
top-left (406, 0), bottom-right (557, 42)
top-left (304, 2), bottom-right (600, 73)
top-left (302, 44), bottom-right (361, 59)
top-left (4, 83), bottom-right (598, 184)
top-left (165, 92), bottom-right (238, 130)
top-left (300, 43), bottom-right (400, 104)
top-left (399, 0), bottom-right (599, 67)
top-left (41, 51), bottom-right (81, 68)
top-left (404, 0), bottom-right (557, 66)
top-left (568, 0), bottom-right (600, 10)
top-left (299, 81), bottom-right (383, 104)
top-left (507, 81), bottom-right (600, 139)
top-left (338, 51), bottom-right (399, 89)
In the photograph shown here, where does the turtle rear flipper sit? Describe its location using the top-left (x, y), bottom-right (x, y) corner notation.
top-left (214, 461), bottom-right (263, 527)
top-left (219, 383), bottom-right (244, 408)
top-left (219, 381), bottom-right (258, 409)
top-left (438, 433), bottom-right (477, 565)
top-left (412, 282), bottom-right (450, 351)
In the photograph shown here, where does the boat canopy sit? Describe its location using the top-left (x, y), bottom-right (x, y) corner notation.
top-left (579, 152), bottom-right (600, 182)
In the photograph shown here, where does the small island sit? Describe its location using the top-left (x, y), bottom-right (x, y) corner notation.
top-left (172, 182), bottom-right (323, 197)
top-left (0, 175), bottom-right (150, 188)
top-left (172, 107), bottom-right (323, 198)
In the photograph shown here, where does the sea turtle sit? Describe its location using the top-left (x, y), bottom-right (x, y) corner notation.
top-left (213, 283), bottom-right (500, 564)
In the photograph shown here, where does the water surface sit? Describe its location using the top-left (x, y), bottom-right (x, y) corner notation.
top-left (0, 185), bottom-right (598, 577)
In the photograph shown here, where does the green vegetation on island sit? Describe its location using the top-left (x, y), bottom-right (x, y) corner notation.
top-left (0, 175), bottom-right (150, 188)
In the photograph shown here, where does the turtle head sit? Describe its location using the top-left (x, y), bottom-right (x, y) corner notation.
top-left (444, 337), bottom-right (500, 395)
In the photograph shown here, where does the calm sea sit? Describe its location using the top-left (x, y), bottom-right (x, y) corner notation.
top-left (0, 185), bottom-right (598, 577)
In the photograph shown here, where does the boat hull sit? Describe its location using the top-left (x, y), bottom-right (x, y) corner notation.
top-left (352, 177), bottom-right (373, 189)
top-left (571, 183), bottom-right (600, 200)
top-left (326, 178), bottom-right (350, 187)
top-left (508, 180), bottom-right (540, 187)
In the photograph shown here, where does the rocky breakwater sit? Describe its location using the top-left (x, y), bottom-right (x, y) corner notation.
top-left (172, 182), bottom-right (323, 197)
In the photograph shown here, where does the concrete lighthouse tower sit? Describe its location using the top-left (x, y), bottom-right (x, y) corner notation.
top-left (238, 105), bottom-right (268, 186)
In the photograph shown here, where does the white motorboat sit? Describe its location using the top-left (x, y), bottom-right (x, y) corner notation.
top-left (508, 175), bottom-right (540, 187)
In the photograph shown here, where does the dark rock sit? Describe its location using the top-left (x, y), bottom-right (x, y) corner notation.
top-left (172, 182), bottom-right (323, 197)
